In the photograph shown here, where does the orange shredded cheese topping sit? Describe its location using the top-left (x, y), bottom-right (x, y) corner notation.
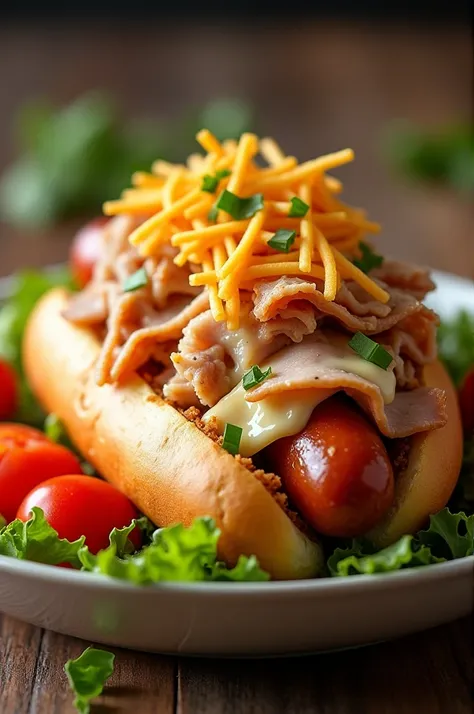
top-left (103, 131), bottom-right (388, 328)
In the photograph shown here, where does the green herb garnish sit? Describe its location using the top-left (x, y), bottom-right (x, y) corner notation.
top-left (201, 169), bottom-right (231, 193)
top-left (267, 228), bottom-right (296, 253)
top-left (122, 267), bottom-right (148, 293)
top-left (201, 174), bottom-right (219, 193)
top-left (207, 204), bottom-right (219, 222)
top-left (352, 241), bottom-right (383, 274)
top-left (288, 196), bottom-right (309, 218)
top-left (216, 190), bottom-right (264, 220)
top-left (222, 422), bottom-right (243, 455)
top-left (348, 332), bottom-right (392, 370)
top-left (242, 365), bottom-right (272, 390)
top-left (65, 646), bottom-right (115, 714)
top-left (44, 413), bottom-right (65, 443)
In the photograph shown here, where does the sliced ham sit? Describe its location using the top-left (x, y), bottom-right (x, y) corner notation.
top-left (378, 307), bottom-right (438, 389)
top-left (169, 304), bottom-right (319, 407)
top-left (62, 285), bottom-right (109, 325)
top-left (252, 276), bottom-right (421, 335)
top-left (245, 336), bottom-right (446, 438)
top-left (146, 255), bottom-right (200, 309)
top-left (108, 292), bottom-right (209, 382)
top-left (163, 374), bottom-right (202, 408)
top-left (93, 215), bottom-right (143, 284)
top-left (371, 259), bottom-right (435, 300)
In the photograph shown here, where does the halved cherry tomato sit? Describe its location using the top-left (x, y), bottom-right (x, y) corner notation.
top-left (17, 475), bottom-right (141, 554)
top-left (0, 359), bottom-right (18, 421)
top-left (69, 216), bottom-right (108, 288)
top-left (459, 368), bottom-right (474, 436)
top-left (265, 396), bottom-right (395, 538)
top-left (0, 424), bottom-right (83, 523)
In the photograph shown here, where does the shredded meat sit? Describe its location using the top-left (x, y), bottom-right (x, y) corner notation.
top-left (246, 334), bottom-right (447, 438)
top-left (252, 276), bottom-right (421, 335)
top-left (371, 259), bottom-right (436, 300)
top-left (378, 307), bottom-right (439, 389)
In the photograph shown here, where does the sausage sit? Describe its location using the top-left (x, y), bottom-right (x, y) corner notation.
top-left (265, 396), bottom-right (395, 538)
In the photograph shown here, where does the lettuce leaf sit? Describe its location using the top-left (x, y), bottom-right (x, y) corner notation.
top-left (328, 508), bottom-right (474, 577)
top-left (0, 507), bottom-right (84, 567)
top-left (417, 508), bottom-right (474, 559)
top-left (0, 268), bottom-right (73, 427)
top-left (79, 517), bottom-right (269, 583)
top-left (64, 646), bottom-right (115, 714)
top-left (450, 437), bottom-right (474, 514)
top-left (437, 310), bottom-right (474, 387)
top-left (328, 536), bottom-right (443, 577)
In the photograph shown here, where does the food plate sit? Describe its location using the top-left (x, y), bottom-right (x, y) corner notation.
top-left (0, 269), bottom-right (473, 656)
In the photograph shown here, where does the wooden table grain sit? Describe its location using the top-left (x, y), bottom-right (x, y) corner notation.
top-left (0, 20), bottom-right (473, 714)
top-left (0, 614), bottom-right (472, 713)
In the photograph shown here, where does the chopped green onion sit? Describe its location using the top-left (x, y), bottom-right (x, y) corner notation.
top-left (267, 228), bottom-right (296, 253)
top-left (352, 242), bottom-right (383, 274)
top-left (201, 174), bottom-right (219, 193)
top-left (215, 169), bottom-right (231, 180)
top-left (208, 204), bottom-right (218, 222)
top-left (288, 196), bottom-right (309, 218)
top-left (44, 413), bottom-right (65, 443)
top-left (222, 423), bottom-right (243, 455)
top-left (348, 332), bottom-right (393, 370)
top-left (122, 267), bottom-right (148, 293)
top-left (216, 190), bottom-right (264, 220)
top-left (201, 169), bottom-right (231, 194)
top-left (242, 365), bottom-right (272, 390)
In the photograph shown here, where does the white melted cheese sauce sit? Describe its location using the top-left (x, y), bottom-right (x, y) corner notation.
top-left (203, 337), bottom-right (396, 457)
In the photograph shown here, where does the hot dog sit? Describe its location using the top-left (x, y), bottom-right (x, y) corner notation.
top-left (23, 131), bottom-right (463, 579)
top-left (265, 396), bottom-right (395, 538)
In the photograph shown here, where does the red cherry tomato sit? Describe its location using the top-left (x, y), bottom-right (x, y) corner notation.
top-left (459, 369), bottom-right (474, 436)
top-left (0, 359), bottom-right (18, 421)
top-left (0, 424), bottom-right (83, 523)
top-left (69, 217), bottom-right (108, 288)
top-left (17, 475), bottom-right (141, 554)
top-left (265, 397), bottom-right (395, 538)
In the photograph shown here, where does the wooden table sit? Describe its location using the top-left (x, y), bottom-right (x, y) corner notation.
top-left (0, 614), bottom-right (472, 713)
top-left (0, 20), bottom-right (473, 713)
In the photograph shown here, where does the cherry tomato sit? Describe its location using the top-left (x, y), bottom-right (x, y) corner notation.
top-left (265, 397), bottom-right (395, 538)
top-left (0, 424), bottom-right (83, 523)
top-left (69, 217), bottom-right (108, 288)
top-left (17, 475), bottom-right (141, 554)
top-left (459, 369), bottom-right (474, 436)
top-left (0, 359), bottom-right (18, 421)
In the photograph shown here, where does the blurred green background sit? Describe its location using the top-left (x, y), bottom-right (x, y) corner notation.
top-left (0, 21), bottom-right (472, 276)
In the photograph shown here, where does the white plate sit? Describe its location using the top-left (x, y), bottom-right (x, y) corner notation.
top-left (0, 270), bottom-right (473, 656)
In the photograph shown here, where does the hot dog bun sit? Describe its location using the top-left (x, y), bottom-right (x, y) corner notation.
top-left (23, 288), bottom-right (324, 580)
top-left (24, 288), bottom-right (463, 575)
top-left (367, 359), bottom-right (463, 546)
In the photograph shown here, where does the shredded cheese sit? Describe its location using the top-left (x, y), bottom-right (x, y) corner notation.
top-left (103, 131), bottom-right (385, 329)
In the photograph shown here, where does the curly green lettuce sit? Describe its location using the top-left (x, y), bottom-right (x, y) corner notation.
top-left (64, 646), bottom-right (115, 714)
top-left (0, 268), bottom-right (73, 426)
top-left (328, 508), bottom-right (474, 577)
top-left (0, 507), bottom-right (84, 567)
top-left (79, 517), bottom-right (269, 583)
top-left (437, 310), bottom-right (474, 387)
top-left (0, 509), bottom-right (269, 583)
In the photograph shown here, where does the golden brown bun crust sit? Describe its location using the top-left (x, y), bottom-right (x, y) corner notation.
top-left (368, 360), bottom-right (463, 546)
top-left (23, 288), bottom-right (323, 580)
